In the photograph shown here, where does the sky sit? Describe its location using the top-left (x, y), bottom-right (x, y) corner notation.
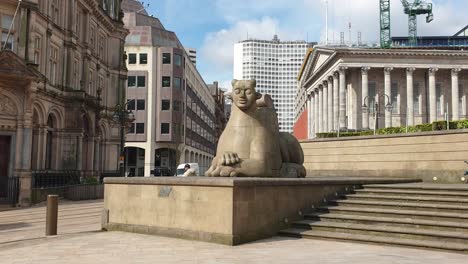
top-left (145, 0), bottom-right (468, 91)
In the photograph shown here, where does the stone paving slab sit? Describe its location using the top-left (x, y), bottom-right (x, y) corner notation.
top-left (1, 231), bottom-right (467, 264)
top-left (1, 200), bottom-right (467, 263)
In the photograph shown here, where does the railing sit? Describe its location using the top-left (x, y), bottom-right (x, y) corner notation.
top-left (0, 176), bottom-right (20, 205)
top-left (31, 170), bottom-right (81, 188)
top-left (100, 170), bottom-right (122, 183)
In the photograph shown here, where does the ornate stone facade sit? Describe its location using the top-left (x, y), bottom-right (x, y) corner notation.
top-left (0, 0), bottom-right (128, 205)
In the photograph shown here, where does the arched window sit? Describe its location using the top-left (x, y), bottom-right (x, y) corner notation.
top-left (45, 115), bottom-right (54, 169)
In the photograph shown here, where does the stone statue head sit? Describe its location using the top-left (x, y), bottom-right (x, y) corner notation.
top-left (231, 79), bottom-right (261, 111)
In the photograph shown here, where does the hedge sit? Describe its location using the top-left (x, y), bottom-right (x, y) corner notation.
top-left (316, 119), bottom-right (468, 138)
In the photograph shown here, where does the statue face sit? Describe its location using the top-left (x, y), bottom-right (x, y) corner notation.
top-left (232, 80), bottom-right (258, 111)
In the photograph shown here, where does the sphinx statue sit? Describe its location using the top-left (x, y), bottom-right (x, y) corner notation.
top-left (205, 79), bottom-right (306, 178)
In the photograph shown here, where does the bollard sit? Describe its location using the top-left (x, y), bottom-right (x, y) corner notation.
top-left (45, 195), bottom-right (58, 236)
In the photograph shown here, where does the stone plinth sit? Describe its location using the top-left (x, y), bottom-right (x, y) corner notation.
top-left (103, 177), bottom-right (419, 245)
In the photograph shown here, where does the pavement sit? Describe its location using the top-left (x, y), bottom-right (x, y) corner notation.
top-left (1, 200), bottom-right (467, 264)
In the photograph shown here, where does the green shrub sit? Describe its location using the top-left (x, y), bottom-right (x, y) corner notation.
top-left (456, 119), bottom-right (468, 129)
top-left (414, 123), bottom-right (433, 132)
top-left (377, 126), bottom-right (405, 135)
top-left (432, 121), bottom-right (446, 131)
top-left (316, 132), bottom-right (337, 138)
top-left (82, 177), bottom-right (99, 185)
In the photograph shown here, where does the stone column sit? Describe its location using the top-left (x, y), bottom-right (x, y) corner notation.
top-left (429, 68), bottom-right (438, 122)
top-left (451, 68), bottom-right (461, 121)
top-left (361, 67), bottom-right (370, 130)
top-left (327, 77), bottom-right (333, 132)
top-left (318, 85), bottom-right (323, 133)
top-left (306, 95), bottom-right (312, 138)
top-left (384, 67), bottom-right (393, 128)
top-left (322, 81), bottom-right (328, 132)
top-left (314, 90), bottom-right (319, 136)
top-left (338, 67), bottom-right (347, 130)
top-left (15, 121), bottom-right (24, 171)
top-left (333, 72), bottom-right (339, 131)
top-left (406, 68), bottom-right (415, 126)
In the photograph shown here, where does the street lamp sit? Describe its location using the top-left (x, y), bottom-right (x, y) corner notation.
top-left (113, 100), bottom-right (135, 177)
top-left (362, 94), bottom-right (392, 135)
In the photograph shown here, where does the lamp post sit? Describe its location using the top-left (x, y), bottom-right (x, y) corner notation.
top-left (362, 94), bottom-right (392, 135)
top-left (113, 100), bottom-right (135, 177)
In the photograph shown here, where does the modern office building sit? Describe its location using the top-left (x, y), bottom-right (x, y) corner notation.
top-left (207, 81), bottom-right (227, 150)
top-left (185, 47), bottom-right (197, 66)
top-left (122, 1), bottom-right (216, 176)
top-left (295, 46), bottom-right (468, 139)
top-left (0, 0), bottom-right (128, 205)
top-left (233, 35), bottom-right (316, 132)
top-left (392, 25), bottom-right (468, 48)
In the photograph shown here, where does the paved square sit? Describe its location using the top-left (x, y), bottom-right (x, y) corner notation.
top-left (1, 200), bottom-right (467, 264)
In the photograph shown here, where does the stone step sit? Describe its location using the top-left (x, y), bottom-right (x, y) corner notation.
top-left (304, 213), bottom-right (468, 233)
top-left (356, 188), bottom-right (468, 199)
top-left (291, 220), bottom-right (468, 244)
top-left (319, 206), bottom-right (468, 222)
top-left (278, 228), bottom-right (468, 252)
top-left (344, 194), bottom-right (468, 205)
top-left (329, 199), bottom-right (468, 213)
top-left (364, 184), bottom-right (468, 192)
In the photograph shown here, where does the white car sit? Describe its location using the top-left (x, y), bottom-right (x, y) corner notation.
top-left (176, 163), bottom-right (200, 177)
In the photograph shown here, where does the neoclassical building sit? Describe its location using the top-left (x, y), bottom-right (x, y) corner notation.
top-left (0, 0), bottom-right (128, 205)
top-left (296, 47), bottom-right (468, 138)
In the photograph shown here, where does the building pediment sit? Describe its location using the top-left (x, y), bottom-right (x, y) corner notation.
top-left (302, 48), bottom-right (336, 85)
top-left (0, 50), bottom-right (44, 83)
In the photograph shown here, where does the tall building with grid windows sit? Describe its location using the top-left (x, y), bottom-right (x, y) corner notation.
top-left (233, 35), bottom-right (316, 132)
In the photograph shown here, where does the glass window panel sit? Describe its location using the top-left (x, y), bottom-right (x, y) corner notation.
top-left (137, 99), bottom-right (145, 110)
top-left (127, 76), bottom-right (136, 87)
top-left (162, 76), bottom-right (171, 87)
top-left (139, 53), bottom-right (147, 64)
top-left (161, 100), bottom-right (170, 110)
top-left (127, 99), bottom-right (135, 110)
top-left (1, 15), bottom-right (13, 30)
top-left (162, 53), bottom-right (171, 64)
top-left (161, 123), bottom-right (170, 134)
top-left (128, 53), bottom-right (136, 64)
top-left (127, 123), bottom-right (135, 134)
top-left (174, 54), bottom-right (182, 66)
top-left (136, 123), bottom-right (145, 134)
top-left (137, 76), bottom-right (145, 87)
top-left (174, 77), bottom-right (181, 89)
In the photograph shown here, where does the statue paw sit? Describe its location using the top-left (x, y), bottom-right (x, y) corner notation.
top-left (205, 165), bottom-right (237, 177)
top-left (219, 152), bottom-right (241, 166)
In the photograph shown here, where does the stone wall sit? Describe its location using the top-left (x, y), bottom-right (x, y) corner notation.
top-left (302, 130), bottom-right (468, 183)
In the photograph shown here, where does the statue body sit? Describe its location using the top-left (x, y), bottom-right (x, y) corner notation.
top-left (205, 79), bottom-right (306, 178)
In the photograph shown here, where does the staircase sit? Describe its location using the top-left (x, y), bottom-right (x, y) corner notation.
top-left (279, 183), bottom-right (468, 253)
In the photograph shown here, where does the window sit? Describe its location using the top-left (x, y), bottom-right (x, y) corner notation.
top-left (128, 53), bottom-right (137, 64)
top-left (162, 53), bottom-right (171, 64)
top-left (98, 34), bottom-right (105, 59)
top-left (128, 76), bottom-right (136, 87)
top-left (88, 70), bottom-right (94, 95)
top-left (174, 77), bottom-right (181, 89)
top-left (137, 99), bottom-right (145, 110)
top-left (161, 100), bottom-right (171, 110)
top-left (33, 37), bottom-right (41, 65)
top-left (436, 83), bottom-right (442, 115)
top-left (414, 82), bottom-right (420, 114)
top-left (127, 99), bottom-right (135, 110)
top-left (173, 101), bottom-right (180, 111)
top-left (73, 59), bottom-right (79, 89)
top-left (49, 47), bottom-right (58, 85)
top-left (136, 123), bottom-right (145, 134)
top-left (75, 11), bottom-right (81, 37)
top-left (460, 84), bottom-right (465, 116)
top-left (174, 54), bottom-right (182, 66)
top-left (161, 123), bottom-right (170, 134)
top-left (368, 82), bottom-right (376, 114)
top-left (391, 81), bottom-right (399, 114)
top-left (50, 0), bottom-right (59, 24)
top-left (162, 76), bottom-right (171, 87)
top-left (140, 53), bottom-right (147, 64)
top-left (90, 26), bottom-right (95, 48)
top-left (1, 14), bottom-right (14, 50)
top-left (128, 123), bottom-right (135, 134)
top-left (137, 76), bottom-right (145, 87)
